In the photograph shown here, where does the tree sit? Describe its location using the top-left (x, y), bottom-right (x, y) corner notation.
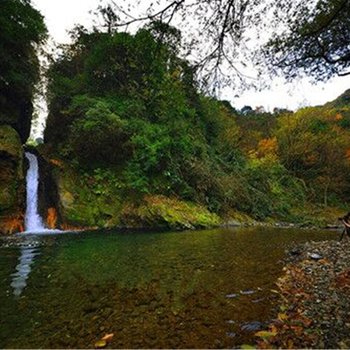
top-left (0, 0), bottom-right (47, 142)
top-left (241, 105), bottom-right (253, 115)
top-left (93, 0), bottom-right (263, 91)
top-left (263, 0), bottom-right (350, 80)
top-left (276, 107), bottom-right (350, 204)
top-left (95, 0), bottom-right (350, 87)
top-left (94, 3), bottom-right (120, 34)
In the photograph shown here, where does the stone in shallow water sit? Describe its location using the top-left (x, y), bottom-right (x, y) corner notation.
top-left (240, 290), bottom-right (255, 295)
top-left (290, 248), bottom-right (301, 256)
top-left (226, 293), bottom-right (239, 298)
top-left (226, 320), bottom-right (235, 324)
top-left (241, 321), bottom-right (264, 332)
top-left (309, 253), bottom-right (323, 260)
top-left (226, 332), bottom-right (236, 338)
top-left (252, 297), bottom-right (265, 303)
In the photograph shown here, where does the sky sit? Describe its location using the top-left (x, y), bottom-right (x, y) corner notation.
top-left (31, 0), bottom-right (350, 136)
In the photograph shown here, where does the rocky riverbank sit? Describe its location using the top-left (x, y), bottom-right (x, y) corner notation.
top-left (256, 237), bottom-right (350, 349)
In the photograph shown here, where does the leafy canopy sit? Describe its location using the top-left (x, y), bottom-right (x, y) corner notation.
top-left (0, 0), bottom-right (47, 141)
top-left (264, 0), bottom-right (350, 80)
top-left (94, 0), bottom-right (350, 87)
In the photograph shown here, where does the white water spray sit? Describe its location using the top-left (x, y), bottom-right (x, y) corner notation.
top-left (24, 152), bottom-right (45, 232)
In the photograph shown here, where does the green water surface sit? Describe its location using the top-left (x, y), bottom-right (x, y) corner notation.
top-left (0, 226), bottom-right (337, 348)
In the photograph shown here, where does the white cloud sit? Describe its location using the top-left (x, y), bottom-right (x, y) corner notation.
top-left (224, 76), bottom-right (350, 111)
top-left (32, 0), bottom-right (98, 44)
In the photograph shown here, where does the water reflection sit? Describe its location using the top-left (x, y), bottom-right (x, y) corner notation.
top-left (10, 241), bottom-right (40, 297)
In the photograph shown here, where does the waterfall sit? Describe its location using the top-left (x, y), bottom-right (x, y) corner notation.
top-left (25, 152), bottom-right (45, 232)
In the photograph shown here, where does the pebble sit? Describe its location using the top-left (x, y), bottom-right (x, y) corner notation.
top-left (276, 239), bottom-right (350, 348)
top-left (226, 332), bottom-right (236, 338)
top-left (308, 252), bottom-right (323, 260)
top-left (240, 321), bottom-right (264, 332)
top-left (240, 290), bottom-right (255, 295)
top-left (225, 293), bottom-right (238, 299)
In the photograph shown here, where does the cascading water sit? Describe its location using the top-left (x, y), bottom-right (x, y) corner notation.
top-left (24, 152), bottom-right (45, 232)
top-left (11, 152), bottom-right (60, 296)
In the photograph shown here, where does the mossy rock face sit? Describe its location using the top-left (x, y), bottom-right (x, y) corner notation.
top-left (223, 209), bottom-right (256, 226)
top-left (120, 195), bottom-right (221, 230)
top-left (0, 125), bottom-right (23, 161)
top-left (51, 161), bottom-right (220, 231)
top-left (52, 164), bottom-right (123, 228)
top-left (0, 125), bottom-right (25, 234)
top-left (0, 100), bottom-right (33, 143)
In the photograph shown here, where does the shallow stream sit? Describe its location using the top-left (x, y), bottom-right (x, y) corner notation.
top-left (0, 226), bottom-right (337, 348)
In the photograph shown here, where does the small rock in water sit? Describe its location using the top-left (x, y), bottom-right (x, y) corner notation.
top-left (241, 321), bottom-right (264, 332)
top-left (240, 289), bottom-right (255, 295)
top-left (290, 248), bottom-right (301, 256)
top-left (226, 293), bottom-right (239, 298)
top-left (252, 297), bottom-right (265, 303)
top-left (226, 332), bottom-right (236, 338)
top-left (308, 252), bottom-right (323, 260)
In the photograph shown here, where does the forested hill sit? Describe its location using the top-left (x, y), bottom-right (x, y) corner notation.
top-left (40, 23), bottom-right (350, 230)
top-left (325, 89), bottom-right (350, 109)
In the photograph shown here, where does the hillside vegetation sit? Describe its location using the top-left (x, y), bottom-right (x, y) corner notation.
top-left (43, 23), bottom-right (350, 228)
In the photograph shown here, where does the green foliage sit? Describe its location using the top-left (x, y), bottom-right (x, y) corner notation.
top-left (0, 126), bottom-right (24, 213)
top-left (0, 0), bottom-right (47, 142)
top-left (244, 155), bottom-right (305, 218)
top-left (46, 20), bottom-right (350, 226)
top-left (56, 165), bottom-right (123, 227)
top-left (120, 195), bottom-right (220, 230)
top-left (69, 100), bottom-right (130, 167)
top-left (264, 0), bottom-right (350, 80)
top-left (325, 89), bottom-right (350, 109)
top-left (276, 106), bottom-right (350, 205)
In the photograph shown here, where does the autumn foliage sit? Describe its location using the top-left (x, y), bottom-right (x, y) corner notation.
top-left (2, 214), bottom-right (24, 234)
top-left (46, 207), bottom-right (57, 229)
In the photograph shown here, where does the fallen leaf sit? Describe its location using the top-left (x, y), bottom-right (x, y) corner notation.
top-left (278, 313), bottom-right (288, 321)
top-left (280, 305), bottom-right (287, 312)
top-left (255, 330), bottom-right (277, 338)
top-left (270, 325), bottom-right (278, 334)
top-left (94, 340), bottom-right (107, 349)
top-left (101, 333), bottom-right (114, 342)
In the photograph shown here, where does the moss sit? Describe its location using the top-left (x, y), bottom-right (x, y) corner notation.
top-left (120, 195), bottom-right (220, 230)
top-left (53, 161), bottom-right (220, 230)
top-left (49, 155), bottom-right (221, 231)
top-left (223, 209), bottom-right (256, 226)
top-left (0, 125), bottom-right (24, 211)
top-left (53, 163), bottom-right (123, 228)
top-left (0, 125), bottom-right (23, 160)
top-left (0, 125), bottom-right (24, 234)
top-left (289, 205), bottom-right (345, 227)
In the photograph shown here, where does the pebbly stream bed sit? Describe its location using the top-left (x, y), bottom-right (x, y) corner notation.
top-left (0, 226), bottom-right (338, 348)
